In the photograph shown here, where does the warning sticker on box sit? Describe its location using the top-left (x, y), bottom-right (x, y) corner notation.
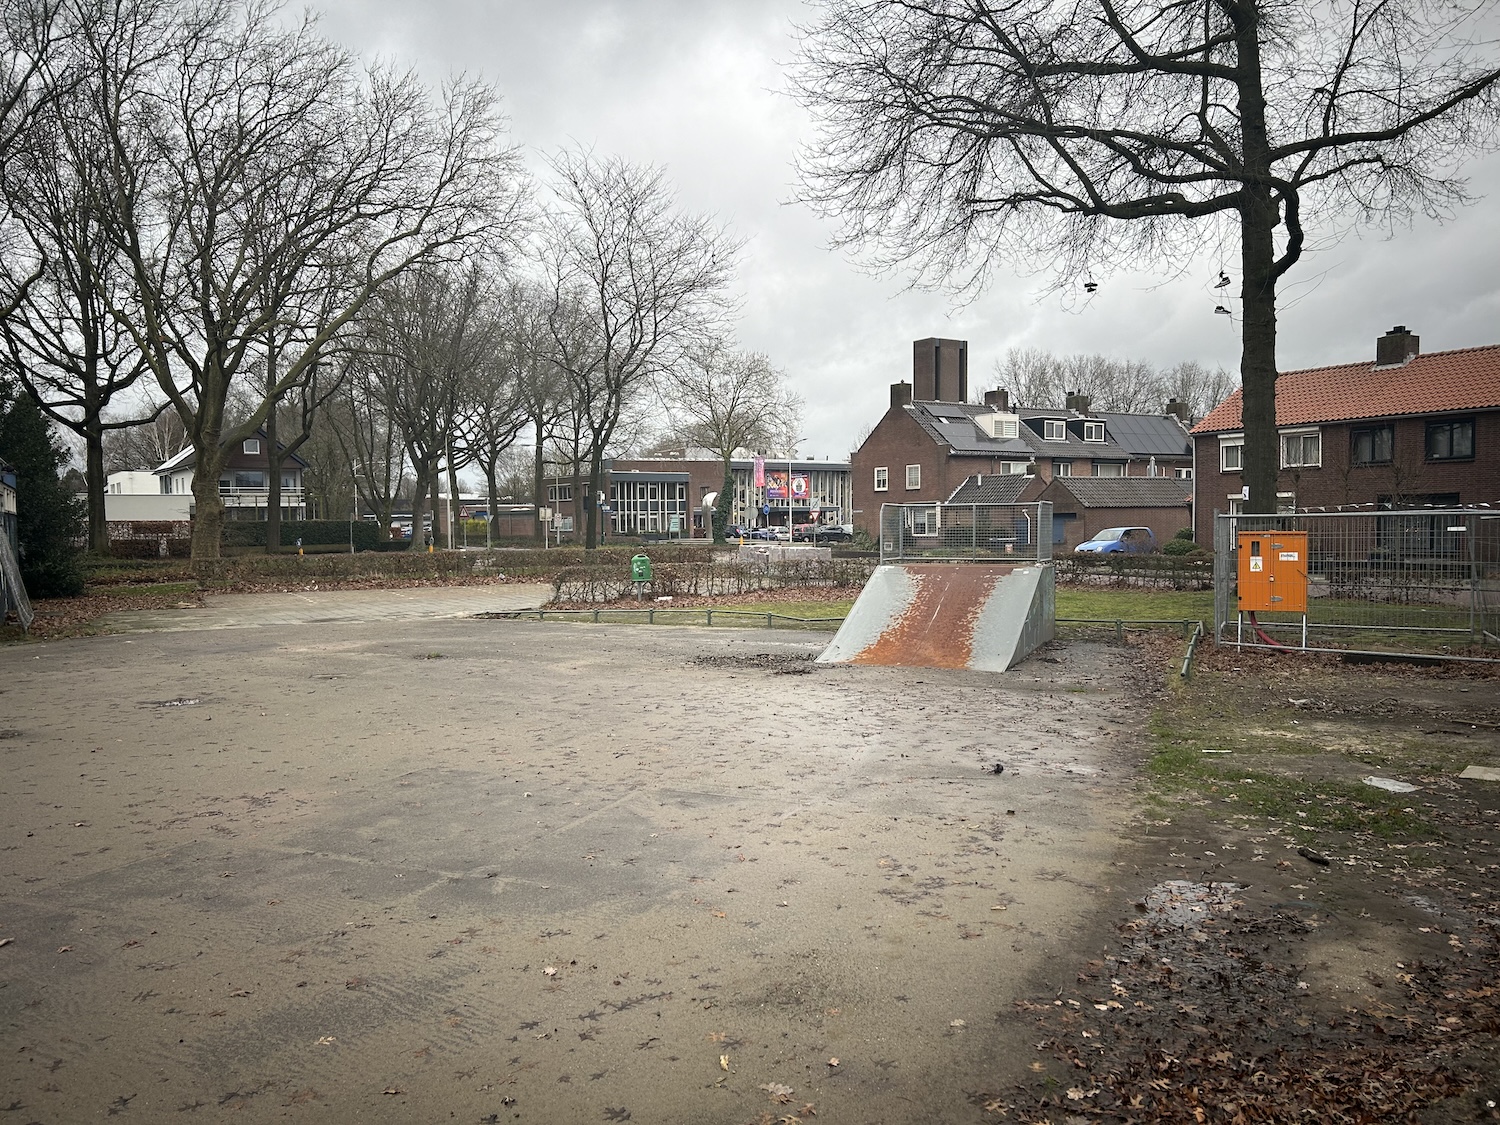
top-left (1279, 551), bottom-right (1299, 562)
top-left (1249, 557), bottom-right (1263, 572)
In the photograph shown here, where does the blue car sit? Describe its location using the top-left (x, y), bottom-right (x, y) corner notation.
top-left (1074, 526), bottom-right (1156, 554)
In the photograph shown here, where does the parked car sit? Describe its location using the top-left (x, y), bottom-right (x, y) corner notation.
top-left (723, 524), bottom-right (749, 540)
top-left (1074, 526), bottom-right (1157, 554)
top-left (793, 523), bottom-right (851, 543)
top-left (749, 526), bottom-right (778, 540)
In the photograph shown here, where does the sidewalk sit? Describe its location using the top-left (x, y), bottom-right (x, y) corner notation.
top-left (92, 583), bottom-right (555, 632)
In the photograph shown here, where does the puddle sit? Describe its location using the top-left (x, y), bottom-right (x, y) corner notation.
top-left (1138, 879), bottom-right (1245, 928)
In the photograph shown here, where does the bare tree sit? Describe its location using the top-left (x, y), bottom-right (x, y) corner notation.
top-left (364, 262), bottom-right (493, 551)
top-left (793, 0), bottom-right (1500, 514)
top-left (0, 0), bottom-right (67, 193)
top-left (545, 148), bottom-right (741, 548)
top-left (0, 0), bottom-right (173, 552)
top-left (990, 347), bottom-right (1227, 415)
top-left (667, 340), bottom-right (801, 541)
top-left (502, 280), bottom-right (570, 543)
top-left (1160, 360), bottom-right (1238, 423)
top-left (85, 0), bottom-right (526, 558)
top-left (101, 385), bottom-right (187, 472)
top-left (330, 356), bottom-right (406, 540)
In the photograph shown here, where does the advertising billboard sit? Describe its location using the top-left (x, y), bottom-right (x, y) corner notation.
top-left (764, 471), bottom-right (810, 502)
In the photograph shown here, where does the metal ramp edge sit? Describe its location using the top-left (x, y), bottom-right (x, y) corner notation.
top-left (817, 563), bottom-right (1054, 672)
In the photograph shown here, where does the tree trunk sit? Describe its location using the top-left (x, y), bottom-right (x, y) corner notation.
top-left (484, 461), bottom-right (500, 547)
top-left (85, 425), bottom-right (110, 555)
top-left (531, 418), bottom-right (546, 544)
top-left (409, 458), bottom-right (432, 551)
top-left (266, 417), bottom-right (282, 554)
top-left (190, 457), bottom-right (226, 559)
top-left (1234, 3), bottom-right (1279, 516)
top-left (585, 450), bottom-right (605, 550)
top-left (570, 457), bottom-right (584, 549)
top-left (430, 474), bottom-right (441, 548)
top-left (713, 460), bottom-right (733, 543)
top-left (446, 456), bottom-right (460, 548)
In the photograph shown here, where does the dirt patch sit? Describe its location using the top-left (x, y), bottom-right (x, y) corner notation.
top-left (852, 565), bottom-right (1006, 669)
top-left (992, 637), bottom-right (1500, 1123)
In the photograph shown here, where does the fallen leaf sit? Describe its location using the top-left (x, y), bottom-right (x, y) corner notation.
top-left (759, 1082), bottom-right (794, 1104)
top-left (56, 946), bottom-right (72, 953)
top-left (316, 1036), bottom-right (336, 1046)
top-left (827, 1057), bottom-right (839, 1068)
top-left (542, 966), bottom-right (558, 977)
top-left (229, 989), bottom-right (251, 998)
top-left (381, 1086), bottom-right (402, 1095)
top-left (720, 1054), bottom-right (730, 1071)
top-left (949, 1019), bottom-right (966, 1029)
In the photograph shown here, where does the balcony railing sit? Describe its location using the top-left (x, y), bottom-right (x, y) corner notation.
top-left (217, 486), bottom-right (306, 507)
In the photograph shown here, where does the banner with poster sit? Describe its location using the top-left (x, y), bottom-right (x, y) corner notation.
top-left (764, 471), bottom-right (810, 502)
top-left (753, 456), bottom-right (765, 488)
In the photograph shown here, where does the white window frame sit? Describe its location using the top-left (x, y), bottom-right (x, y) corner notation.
top-left (1219, 435), bottom-right (1244, 472)
top-left (908, 506), bottom-right (939, 536)
top-left (905, 464), bottom-right (921, 490)
top-left (873, 466), bottom-right (889, 492)
top-left (1174, 467), bottom-right (1194, 479)
top-left (1280, 428), bottom-right (1321, 468)
top-left (1043, 419), bottom-right (1067, 441)
top-left (243, 438), bottom-right (260, 455)
top-left (1083, 421), bottom-right (1105, 443)
top-left (1055, 461), bottom-right (1072, 477)
top-left (1092, 462), bottom-right (1125, 478)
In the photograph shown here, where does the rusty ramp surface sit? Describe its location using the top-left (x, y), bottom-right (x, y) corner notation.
top-left (818, 563), bottom-right (1055, 672)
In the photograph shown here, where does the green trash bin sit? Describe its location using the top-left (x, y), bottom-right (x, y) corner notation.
top-left (631, 554), bottom-right (652, 582)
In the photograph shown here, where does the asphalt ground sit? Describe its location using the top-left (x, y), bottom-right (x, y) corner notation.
top-left (0, 590), bottom-right (1142, 1124)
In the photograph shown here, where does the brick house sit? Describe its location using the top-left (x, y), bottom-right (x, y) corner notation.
top-left (1190, 327), bottom-right (1500, 542)
top-left (851, 338), bottom-right (1194, 539)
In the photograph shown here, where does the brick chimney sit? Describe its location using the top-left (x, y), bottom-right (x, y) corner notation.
top-left (1064, 389), bottom-right (1092, 413)
top-left (983, 388), bottom-right (1010, 410)
top-left (912, 338), bottom-right (968, 402)
top-left (890, 381), bottom-right (913, 409)
top-left (1165, 398), bottom-right (1191, 424)
top-left (1375, 325), bottom-right (1420, 367)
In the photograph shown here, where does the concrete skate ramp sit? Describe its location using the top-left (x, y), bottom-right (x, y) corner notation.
top-left (818, 563), bottom-right (1055, 672)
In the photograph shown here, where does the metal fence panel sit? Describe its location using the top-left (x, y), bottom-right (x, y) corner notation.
top-left (879, 502), bottom-right (1054, 564)
top-left (1213, 509), bottom-right (1499, 661)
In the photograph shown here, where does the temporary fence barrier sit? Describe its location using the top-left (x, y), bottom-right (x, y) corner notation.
top-left (1212, 509), bottom-right (1499, 662)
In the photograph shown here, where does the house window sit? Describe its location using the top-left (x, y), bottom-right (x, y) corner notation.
top-left (1220, 437), bottom-right (1244, 472)
top-left (1425, 418), bottom-right (1474, 461)
top-left (905, 464), bottom-right (921, 490)
top-left (1174, 467), bottom-right (1194, 479)
top-left (1350, 424), bottom-right (1394, 465)
top-left (547, 485), bottom-right (573, 502)
top-left (1092, 462), bottom-right (1124, 477)
top-left (1280, 430), bottom-right (1321, 468)
top-left (160, 477), bottom-right (170, 495)
top-left (873, 466), bottom-right (889, 492)
top-left (280, 473), bottom-right (297, 489)
top-left (908, 506), bottom-right (938, 535)
top-left (1083, 421), bottom-right (1105, 442)
top-left (1043, 419), bottom-right (1067, 441)
top-left (243, 439), bottom-right (260, 455)
top-left (1055, 461), bottom-right (1072, 476)
top-left (233, 470), bottom-right (265, 489)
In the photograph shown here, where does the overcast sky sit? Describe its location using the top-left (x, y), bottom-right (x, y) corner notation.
top-left (312, 0), bottom-right (1500, 461)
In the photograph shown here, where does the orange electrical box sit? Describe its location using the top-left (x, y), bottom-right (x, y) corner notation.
top-left (1237, 531), bottom-right (1309, 613)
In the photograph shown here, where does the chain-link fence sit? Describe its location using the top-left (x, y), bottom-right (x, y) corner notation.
top-left (879, 502), bottom-right (1053, 564)
top-left (1213, 509), bottom-right (1500, 661)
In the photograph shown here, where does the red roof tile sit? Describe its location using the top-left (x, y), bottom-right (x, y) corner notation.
top-left (1192, 343), bottom-right (1500, 433)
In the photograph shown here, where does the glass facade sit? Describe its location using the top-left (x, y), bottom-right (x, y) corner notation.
top-left (610, 475), bottom-right (689, 534)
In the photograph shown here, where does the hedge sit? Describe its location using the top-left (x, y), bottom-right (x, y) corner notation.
top-left (221, 520), bottom-right (381, 550)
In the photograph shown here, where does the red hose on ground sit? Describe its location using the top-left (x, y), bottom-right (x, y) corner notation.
top-left (1246, 611), bottom-right (1289, 648)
